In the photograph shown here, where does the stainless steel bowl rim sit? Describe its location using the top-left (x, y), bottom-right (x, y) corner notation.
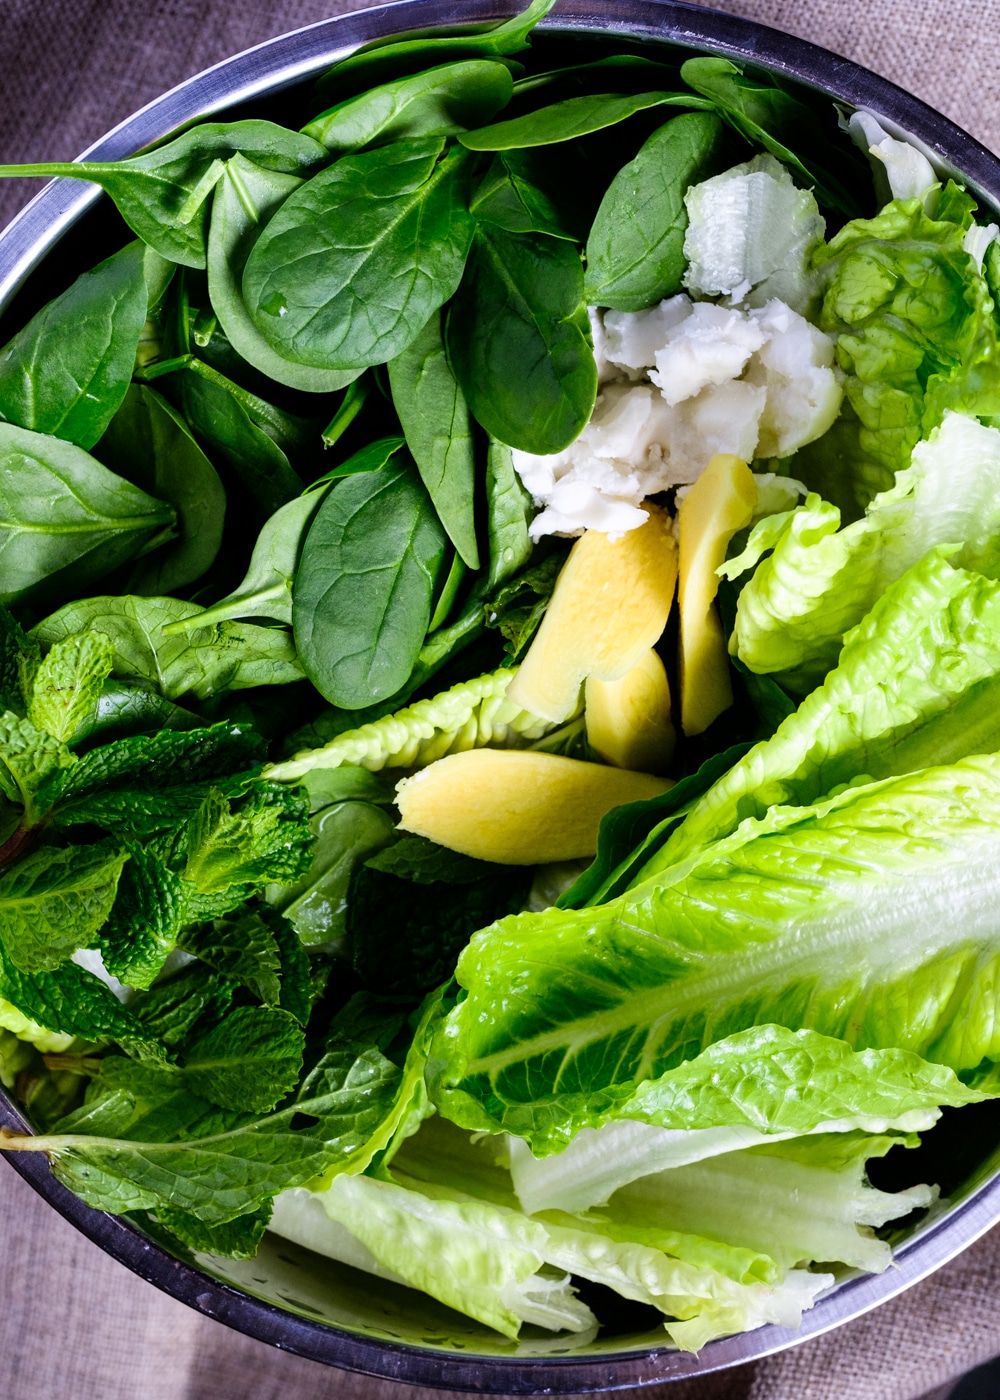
top-left (2, 2), bottom-right (999, 1390)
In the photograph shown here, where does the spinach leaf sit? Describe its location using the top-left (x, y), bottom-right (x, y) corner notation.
top-left (7, 1045), bottom-right (402, 1223)
top-left (181, 1005), bottom-right (305, 1114)
top-left (585, 111), bottom-right (724, 311)
top-left (293, 459), bottom-right (449, 707)
top-left (179, 911), bottom-right (282, 1006)
top-left (32, 596), bottom-right (304, 701)
top-left (163, 492), bottom-right (324, 633)
top-left (164, 368), bottom-right (302, 522)
top-left (349, 845), bottom-right (531, 994)
top-left (321, 375), bottom-right (371, 450)
top-left (459, 89), bottom-right (706, 150)
top-left (470, 150), bottom-right (579, 241)
top-left (0, 242), bottom-right (170, 450)
top-left (308, 436), bottom-right (406, 491)
top-left (0, 422), bottom-right (175, 606)
top-left (68, 683), bottom-right (202, 748)
top-left (243, 137), bottom-right (477, 373)
top-left (266, 799), bottom-right (396, 947)
top-left (207, 156), bottom-right (356, 394)
top-left (95, 384), bottom-right (226, 594)
top-left (0, 841), bottom-right (129, 973)
top-left (428, 550), bottom-right (466, 632)
top-left (446, 225), bottom-right (596, 454)
top-left (388, 310), bottom-right (479, 568)
top-left (315, 0), bottom-right (555, 103)
top-left (0, 122), bottom-right (328, 269)
top-left (679, 57), bottom-right (863, 217)
top-left (485, 438), bottom-right (533, 590)
top-left (304, 60), bottom-right (514, 151)
top-left (99, 843), bottom-right (185, 989)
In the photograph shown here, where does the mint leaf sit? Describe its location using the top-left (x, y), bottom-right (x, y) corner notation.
top-left (182, 1006), bottom-right (305, 1113)
top-left (272, 916), bottom-right (312, 1025)
top-left (364, 834), bottom-right (499, 885)
top-left (0, 605), bottom-right (38, 715)
top-left (27, 632), bottom-right (115, 744)
top-left (153, 1201), bottom-right (271, 1259)
top-left (0, 943), bottom-right (159, 1055)
top-left (0, 712), bottom-right (76, 824)
top-left (53, 771), bottom-right (254, 838)
top-left (13, 1045), bottom-right (402, 1223)
top-left (179, 912), bottom-right (282, 1006)
top-left (0, 841), bottom-right (128, 972)
top-left (99, 844), bottom-right (185, 989)
top-left (131, 964), bottom-right (235, 1047)
top-left (62, 721), bottom-right (265, 798)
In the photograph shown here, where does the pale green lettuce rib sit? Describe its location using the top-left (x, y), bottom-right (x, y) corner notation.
top-left (431, 756), bottom-right (1000, 1150)
top-left (265, 668), bottom-right (558, 782)
top-left (724, 412), bottom-right (1000, 692)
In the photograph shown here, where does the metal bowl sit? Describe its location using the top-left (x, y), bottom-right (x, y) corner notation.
top-left (3, 2), bottom-right (1000, 1390)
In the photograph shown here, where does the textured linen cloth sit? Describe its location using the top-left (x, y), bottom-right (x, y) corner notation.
top-left (2, 2), bottom-right (1000, 1397)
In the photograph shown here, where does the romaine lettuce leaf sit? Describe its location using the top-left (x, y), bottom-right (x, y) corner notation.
top-left (431, 757), bottom-right (1000, 1150)
top-left (725, 413), bottom-right (1000, 692)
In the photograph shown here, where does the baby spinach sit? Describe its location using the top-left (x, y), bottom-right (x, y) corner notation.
top-left (459, 90), bottom-right (707, 150)
top-left (293, 458), bottom-right (448, 708)
top-left (428, 551), bottom-right (467, 632)
top-left (0, 241), bottom-right (171, 451)
top-left (388, 310), bottom-right (479, 569)
top-left (0, 422), bottom-right (175, 606)
top-left (304, 60), bottom-right (514, 152)
top-left (470, 150), bottom-right (579, 241)
top-left (585, 111), bottom-right (724, 311)
top-left (679, 57), bottom-right (863, 217)
top-left (163, 491), bottom-right (324, 633)
top-left (308, 436), bottom-right (405, 492)
top-left (207, 157), bottom-right (356, 394)
top-left (315, 0), bottom-right (556, 104)
top-left (485, 438), bottom-right (533, 590)
top-left (33, 595), bottom-right (304, 702)
top-left (95, 384), bottom-right (225, 594)
top-left (242, 137), bottom-right (478, 373)
top-left (446, 224), bottom-right (596, 454)
top-left (321, 375), bottom-right (371, 450)
top-left (0, 121), bottom-right (328, 269)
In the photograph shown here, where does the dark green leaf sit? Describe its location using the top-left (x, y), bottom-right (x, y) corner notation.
top-left (364, 834), bottom-right (493, 884)
top-left (446, 225), bottom-right (596, 454)
top-left (266, 799), bottom-right (396, 947)
top-left (388, 310), bottom-right (479, 568)
top-left (557, 742), bottom-right (755, 910)
top-left (0, 711), bottom-right (76, 824)
top-left (470, 150), bottom-right (579, 240)
top-left (243, 138), bottom-right (477, 373)
top-left (0, 941), bottom-right (158, 1054)
top-left (584, 111), bottom-right (724, 311)
top-left (272, 917), bottom-right (313, 1026)
top-left (305, 60), bottom-right (514, 151)
top-left (180, 911), bottom-right (282, 1006)
top-left (182, 1005), bottom-right (305, 1113)
top-left (153, 1201), bottom-right (271, 1259)
top-left (94, 384), bottom-right (226, 594)
top-left (132, 964), bottom-right (235, 1048)
top-left (0, 841), bottom-right (128, 973)
top-left (0, 422), bottom-right (175, 606)
top-left (0, 122), bottom-right (328, 268)
top-left (308, 436), bottom-right (406, 491)
top-left (315, 0), bottom-right (554, 102)
top-left (33, 596), bottom-right (304, 702)
top-left (321, 375), bottom-right (371, 449)
top-left (460, 89), bottom-right (706, 150)
top-left (0, 606), bottom-right (37, 717)
top-left (53, 771), bottom-right (254, 840)
top-left (484, 438), bottom-right (533, 590)
top-left (350, 854), bottom-right (531, 995)
top-left (62, 721), bottom-right (264, 800)
top-left (0, 241), bottom-right (167, 450)
top-left (207, 156), bottom-right (355, 394)
top-left (293, 459), bottom-right (449, 707)
top-left (22, 1044), bottom-right (402, 1223)
top-left (99, 844), bottom-right (185, 990)
top-left (483, 548), bottom-right (566, 660)
top-left (68, 682), bottom-right (202, 749)
top-left (298, 766), bottom-right (397, 812)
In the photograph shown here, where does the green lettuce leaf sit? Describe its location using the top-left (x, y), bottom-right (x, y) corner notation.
top-left (431, 756), bottom-right (1000, 1149)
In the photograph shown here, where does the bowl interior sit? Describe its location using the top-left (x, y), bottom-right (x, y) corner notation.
top-left (4, 3), bottom-right (1000, 1390)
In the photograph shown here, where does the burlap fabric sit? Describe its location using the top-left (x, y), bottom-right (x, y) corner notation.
top-left (2, 2), bottom-right (1000, 1396)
